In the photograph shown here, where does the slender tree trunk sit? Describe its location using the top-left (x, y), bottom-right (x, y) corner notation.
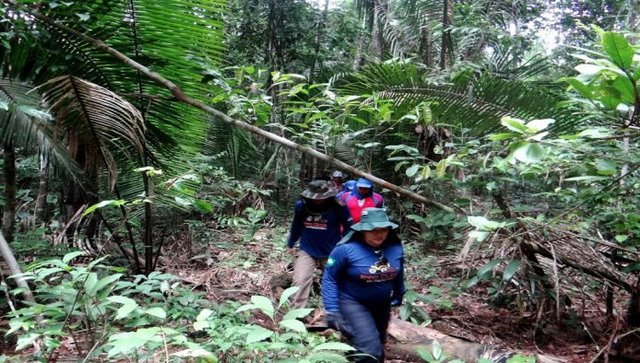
top-left (369, 0), bottom-right (387, 60)
top-left (2, 142), bottom-right (16, 243)
top-left (353, 34), bottom-right (366, 70)
top-left (439, 0), bottom-right (453, 70)
top-left (309, 0), bottom-right (330, 82)
top-left (35, 151), bottom-right (49, 222)
top-left (419, 24), bottom-right (433, 67)
top-left (0, 231), bottom-right (37, 307)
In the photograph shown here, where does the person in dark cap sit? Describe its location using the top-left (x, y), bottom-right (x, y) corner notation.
top-left (286, 180), bottom-right (351, 309)
top-left (329, 170), bottom-right (346, 193)
top-left (322, 208), bottom-right (405, 363)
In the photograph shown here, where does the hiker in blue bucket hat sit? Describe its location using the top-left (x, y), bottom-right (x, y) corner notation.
top-left (321, 208), bottom-right (405, 362)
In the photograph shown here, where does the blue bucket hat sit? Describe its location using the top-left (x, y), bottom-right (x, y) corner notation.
top-left (351, 208), bottom-right (398, 231)
top-left (356, 178), bottom-right (373, 188)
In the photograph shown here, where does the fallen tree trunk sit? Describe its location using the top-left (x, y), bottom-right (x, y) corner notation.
top-left (5, 0), bottom-right (455, 214)
top-left (387, 318), bottom-right (565, 363)
top-left (387, 318), bottom-right (485, 361)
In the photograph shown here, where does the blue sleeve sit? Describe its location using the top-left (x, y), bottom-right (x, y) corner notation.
top-left (286, 201), bottom-right (305, 248)
top-left (322, 245), bottom-right (347, 312)
top-left (392, 248), bottom-right (406, 301)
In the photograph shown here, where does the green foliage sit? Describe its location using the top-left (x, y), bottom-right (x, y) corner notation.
top-left (6, 252), bottom-right (211, 361)
top-left (194, 286), bottom-right (354, 362)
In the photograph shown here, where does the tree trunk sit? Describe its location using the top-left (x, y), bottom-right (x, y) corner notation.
top-left (35, 151), bottom-right (49, 222)
top-left (0, 230), bottom-right (37, 307)
top-left (23, 7), bottom-right (456, 213)
top-left (419, 24), bottom-right (433, 68)
top-left (439, 0), bottom-right (453, 70)
top-left (2, 142), bottom-right (16, 243)
top-left (369, 0), bottom-right (386, 60)
top-left (309, 0), bottom-right (329, 83)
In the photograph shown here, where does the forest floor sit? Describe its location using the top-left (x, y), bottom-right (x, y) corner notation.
top-left (4, 225), bottom-right (637, 362)
top-left (160, 226), bottom-right (640, 363)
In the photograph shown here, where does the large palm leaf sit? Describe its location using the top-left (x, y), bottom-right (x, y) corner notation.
top-left (37, 75), bottom-right (146, 190)
top-left (332, 61), bottom-right (571, 134)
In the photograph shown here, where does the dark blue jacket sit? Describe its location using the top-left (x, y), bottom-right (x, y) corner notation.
top-left (322, 237), bottom-right (405, 312)
top-left (286, 200), bottom-right (351, 259)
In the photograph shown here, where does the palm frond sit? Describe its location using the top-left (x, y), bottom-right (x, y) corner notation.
top-left (37, 75), bottom-right (146, 189)
top-left (0, 79), bottom-right (87, 187)
top-left (333, 62), bottom-right (571, 134)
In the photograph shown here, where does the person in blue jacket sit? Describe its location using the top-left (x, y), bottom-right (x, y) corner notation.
top-left (287, 180), bottom-right (351, 309)
top-left (322, 208), bottom-right (405, 362)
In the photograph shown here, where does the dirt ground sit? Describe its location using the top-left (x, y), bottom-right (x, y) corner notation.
top-left (163, 228), bottom-right (640, 363)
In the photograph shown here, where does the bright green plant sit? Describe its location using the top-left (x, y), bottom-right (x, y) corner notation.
top-left (6, 252), bottom-right (211, 361)
top-left (195, 286), bottom-right (355, 362)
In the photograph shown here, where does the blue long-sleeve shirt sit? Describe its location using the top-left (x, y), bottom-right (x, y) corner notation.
top-left (322, 238), bottom-right (405, 312)
top-left (286, 200), bottom-right (351, 259)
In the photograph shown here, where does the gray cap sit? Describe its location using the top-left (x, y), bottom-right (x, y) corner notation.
top-left (301, 180), bottom-right (338, 200)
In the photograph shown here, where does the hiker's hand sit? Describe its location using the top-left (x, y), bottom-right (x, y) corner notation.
top-left (287, 247), bottom-right (296, 256)
top-left (325, 311), bottom-right (342, 330)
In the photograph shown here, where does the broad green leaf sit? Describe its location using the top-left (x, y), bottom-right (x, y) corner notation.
top-left (193, 200), bottom-right (213, 214)
top-left (83, 273), bottom-right (98, 296)
top-left (84, 200), bottom-right (126, 216)
top-left (278, 319), bottom-right (307, 333)
top-left (477, 259), bottom-right (502, 279)
top-left (282, 308), bottom-right (314, 321)
top-left (469, 230), bottom-right (489, 242)
top-left (416, 165), bottom-right (431, 182)
top-left (432, 340), bottom-right (442, 360)
top-left (312, 342), bottom-right (356, 351)
top-left (245, 325), bottom-right (274, 344)
top-left (513, 143), bottom-right (544, 164)
top-left (278, 286), bottom-right (299, 308)
top-left (62, 251), bottom-right (85, 263)
top-left (108, 296), bottom-right (139, 320)
top-left (615, 235), bottom-right (628, 243)
top-left (612, 76), bottom-right (635, 104)
top-left (435, 159), bottom-right (447, 178)
top-left (90, 273), bottom-right (122, 297)
top-left (502, 260), bottom-right (521, 282)
top-left (563, 77), bottom-right (594, 99)
top-left (602, 32), bottom-right (634, 69)
top-left (0, 101), bottom-right (8, 110)
top-left (595, 159), bottom-right (617, 176)
top-left (500, 116), bottom-right (527, 133)
top-left (250, 295), bottom-right (275, 318)
top-left (145, 307), bottom-right (166, 319)
top-left (16, 333), bottom-right (40, 351)
top-left (406, 164), bottom-right (420, 177)
top-left (194, 309), bottom-right (214, 331)
top-left (488, 132), bottom-right (519, 141)
top-left (525, 119), bottom-right (554, 133)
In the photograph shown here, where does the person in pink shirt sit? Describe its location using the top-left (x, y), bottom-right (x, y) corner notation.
top-left (344, 178), bottom-right (384, 223)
